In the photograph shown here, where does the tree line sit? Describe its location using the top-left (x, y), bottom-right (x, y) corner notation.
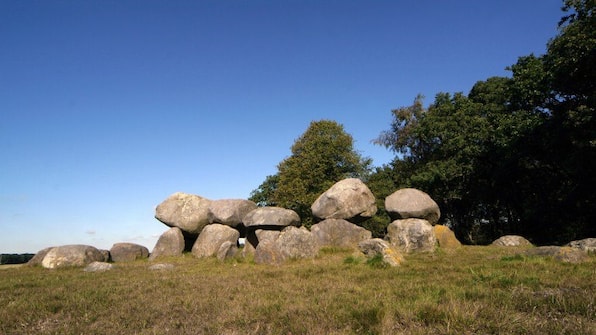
top-left (250, 0), bottom-right (595, 245)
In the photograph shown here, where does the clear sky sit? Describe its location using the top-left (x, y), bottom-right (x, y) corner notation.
top-left (1, 0), bottom-right (563, 253)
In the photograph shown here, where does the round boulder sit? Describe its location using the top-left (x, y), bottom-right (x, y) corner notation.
top-left (110, 243), bottom-right (149, 262)
top-left (41, 245), bottom-right (107, 269)
top-left (386, 219), bottom-right (437, 253)
top-left (149, 227), bottom-right (185, 260)
top-left (385, 188), bottom-right (440, 224)
top-left (191, 224), bottom-right (240, 258)
top-left (491, 235), bottom-right (532, 247)
top-left (208, 199), bottom-right (257, 228)
top-left (310, 218), bottom-right (372, 249)
top-left (243, 207), bottom-right (301, 228)
top-left (311, 178), bottom-right (377, 223)
top-left (155, 192), bottom-right (212, 234)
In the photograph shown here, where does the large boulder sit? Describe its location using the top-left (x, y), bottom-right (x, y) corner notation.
top-left (216, 241), bottom-right (238, 261)
top-left (277, 226), bottom-right (319, 260)
top-left (254, 239), bottom-right (285, 266)
top-left (27, 246), bottom-right (55, 267)
top-left (41, 245), bottom-right (107, 269)
top-left (110, 243), bottom-right (149, 262)
top-left (386, 219), bottom-right (437, 253)
top-left (311, 178), bottom-right (377, 223)
top-left (191, 224), bottom-right (240, 258)
top-left (149, 227), bottom-right (185, 260)
top-left (311, 219), bottom-right (372, 249)
top-left (524, 246), bottom-right (590, 263)
top-left (433, 225), bottom-right (462, 249)
top-left (385, 188), bottom-right (440, 224)
top-left (155, 192), bottom-right (212, 234)
top-left (208, 199), bottom-right (257, 228)
top-left (566, 238), bottom-right (596, 253)
top-left (243, 207), bottom-right (301, 228)
top-left (253, 227), bottom-right (319, 265)
top-left (358, 238), bottom-right (404, 267)
top-left (491, 235), bottom-right (532, 247)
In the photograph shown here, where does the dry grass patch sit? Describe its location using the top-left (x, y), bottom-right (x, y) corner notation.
top-left (1, 247), bottom-right (594, 334)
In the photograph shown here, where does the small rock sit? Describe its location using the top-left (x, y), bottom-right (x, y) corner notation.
top-left (358, 238), bottom-right (404, 267)
top-left (148, 263), bottom-right (175, 271)
top-left (492, 235), bottom-right (532, 247)
top-left (84, 262), bottom-right (114, 272)
top-left (566, 238), bottom-right (596, 253)
top-left (524, 246), bottom-right (589, 263)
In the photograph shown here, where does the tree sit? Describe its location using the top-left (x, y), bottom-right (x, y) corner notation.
top-left (250, 120), bottom-right (372, 226)
top-left (373, 0), bottom-right (596, 244)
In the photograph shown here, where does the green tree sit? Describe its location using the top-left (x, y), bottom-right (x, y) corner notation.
top-left (250, 120), bottom-right (372, 226)
top-left (373, 0), bottom-right (595, 244)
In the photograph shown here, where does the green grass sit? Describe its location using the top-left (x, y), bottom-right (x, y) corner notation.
top-left (1, 247), bottom-right (594, 335)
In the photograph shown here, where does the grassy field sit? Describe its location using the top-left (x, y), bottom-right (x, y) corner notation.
top-left (1, 246), bottom-right (594, 335)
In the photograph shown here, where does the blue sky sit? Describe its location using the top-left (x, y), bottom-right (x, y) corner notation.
top-left (1, 0), bottom-right (563, 253)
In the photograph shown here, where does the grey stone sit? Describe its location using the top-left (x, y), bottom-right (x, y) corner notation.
top-left (110, 243), bottom-right (149, 262)
top-left (84, 261), bottom-right (114, 272)
top-left (311, 218), bottom-right (372, 249)
top-left (191, 224), bottom-right (240, 258)
top-left (243, 207), bottom-right (301, 228)
top-left (524, 246), bottom-right (589, 263)
top-left (208, 199), bottom-right (257, 228)
top-left (277, 226), bottom-right (319, 260)
top-left (148, 263), bottom-right (175, 271)
top-left (216, 241), bottom-right (238, 261)
top-left (358, 238), bottom-right (404, 267)
top-left (386, 219), bottom-right (437, 253)
top-left (385, 188), bottom-right (441, 224)
top-left (27, 247), bottom-right (55, 267)
top-left (254, 239), bottom-right (284, 265)
top-left (311, 178), bottom-right (377, 223)
top-left (566, 238), bottom-right (596, 253)
top-left (155, 192), bottom-right (212, 234)
top-left (149, 227), bottom-right (185, 260)
top-left (41, 245), bottom-right (106, 269)
top-left (491, 235), bottom-right (532, 247)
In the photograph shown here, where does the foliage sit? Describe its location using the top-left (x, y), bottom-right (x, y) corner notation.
top-left (0, 254), bottom-right (34, 265)
top-left (250, 120), bottom-right (371, 226)
top-left (1, 247), bottom-right (594, 334)
top-left (373, 0), bottom-right (595, 244)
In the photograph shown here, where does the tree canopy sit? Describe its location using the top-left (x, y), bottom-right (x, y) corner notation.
top-left (250, 120), bottom-right (371, 226)
top-left (373, 0), bottom-right (595, 244)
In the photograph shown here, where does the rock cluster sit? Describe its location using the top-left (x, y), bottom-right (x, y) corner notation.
top-left (146, 179), bottom-right (461, 266)
top-left (32, 177), bottom-right (593, 268)
top-left (28, 243), bottom-right (151, 269)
